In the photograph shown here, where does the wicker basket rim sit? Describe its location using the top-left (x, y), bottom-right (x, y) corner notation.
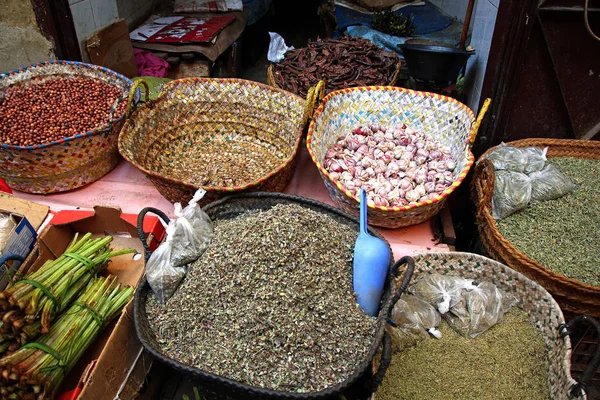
top-left (163, 76), bottom-right (307, 103)
top-left (476, 138), bottom-right (600, 292)
top-left (306, 86), bottom-right (477, 214)
top-left (117, 79), bottom-right (305, 193)
top-left (0, 60), bottom-right (132, 151)
top-left (134, 192), bottom-right (396, 399)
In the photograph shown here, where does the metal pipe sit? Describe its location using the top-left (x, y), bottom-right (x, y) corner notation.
top-left (460, 0), bottom-right (477, 49)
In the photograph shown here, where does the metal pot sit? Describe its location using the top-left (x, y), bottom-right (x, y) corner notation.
top-left (400, 39), bottom-right (476, 84)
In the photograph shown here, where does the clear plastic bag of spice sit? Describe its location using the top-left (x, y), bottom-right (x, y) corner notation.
top-left (529, 164), bottom-right (576, 202)
top-left (146, 222), bottom-right (187, 303)
top-left (483, 143), bottom-right (526, 172)
top-left (492, 170), bottom-right (532, 219)
top-left (521, 146), bottom-right (548, 174)
top-left (445, 281), bottom-right (518, 338)
top-left (387, 297), bottom-right (429, 352)
top-left (170, 189), bottom-right (214, 267)
top-left (392, 294), bottom-right (442, 339)
top-left (409, 273), bottom-right (476, 314)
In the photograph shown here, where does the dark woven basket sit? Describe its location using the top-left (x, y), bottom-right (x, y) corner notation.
top-left (134, 192), bottom-right (411, 400)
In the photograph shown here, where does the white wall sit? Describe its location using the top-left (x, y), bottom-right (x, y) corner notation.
top-left (464, 0), bottom-right (498, 111)
top-left (429, 0), bottom-right (499, 111)
top-left (70, 0), bottom-right (161, 54)
top-left (69, 0), bottom-right (119, 53)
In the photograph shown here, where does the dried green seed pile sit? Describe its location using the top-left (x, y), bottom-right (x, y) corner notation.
top-left (497, 157), bottom-right (600, 286)
top-left (376, 308), bottom-right (549, 400)
top-left (146, 204), bottom-right (376, 393)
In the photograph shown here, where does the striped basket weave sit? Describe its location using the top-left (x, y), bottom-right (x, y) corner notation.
top-left (381, 252), bottom-right (597, 400)
top-left (307, 87), bottom-right (490, 228)
top-left (119, 78), bottom-right (315, 206)
top-left (0, 60), bottom-right (139, 194)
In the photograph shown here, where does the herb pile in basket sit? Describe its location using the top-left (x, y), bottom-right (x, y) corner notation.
top-left (497, 157), bottom-right (600, 286)
top-left (271, 37), bottom-right (399, 98)
top-left (377, 308), bottom-right (548, 400)
top-left (146, 204), bottom-right (377, 392)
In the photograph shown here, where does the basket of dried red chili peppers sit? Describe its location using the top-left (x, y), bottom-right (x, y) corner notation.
top-left (268, 37), bottom-right (401, 98)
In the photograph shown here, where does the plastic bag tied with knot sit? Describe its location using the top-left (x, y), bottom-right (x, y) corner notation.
top-left (409, 273), bottom-right (476, 315)
top-left (521, 146), bottom-right (548, 174)
top-left (529, 164), bottom-right (576, 202)
top-left (146, 222), bottom-right (186, 303)
top-left (446, 281), bottom-right (518, 338)
top-left (393, 294), bottom-right (443, 339)
top-left (483, 143), bottom-right (526, 172)
top-left (492, 170), bottom-right (532, 220)
top-left (170, 189), bottom-right (214, 267)
top-left (386, 296), bottom-right (429, 352)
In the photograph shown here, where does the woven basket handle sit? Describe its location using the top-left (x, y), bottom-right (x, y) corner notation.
top-left (471, 159), bottom-right (495, 212)
top-left (137, 207), bottom-right (170, 263)
top-left (468, 97), bottom-right (492, 145)
top-left (126, 80), bottom-right (150, 116)
top-left (0, 254), bottom-right (25, 285)
top-left (388, 256), bottom-right (416, 309)
top-left (108, 80), bottom-right (150, 124)
top-left (560, 315), bottom-right (600, 398)
top-left (301, 80), bottom-right (325, 129)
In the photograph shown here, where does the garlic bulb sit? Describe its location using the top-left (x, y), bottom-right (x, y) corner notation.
top-left (323, 123), bottom-right (456, 206)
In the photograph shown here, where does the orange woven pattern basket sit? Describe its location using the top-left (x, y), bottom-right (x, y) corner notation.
top-left (307, 86), bottom-right (489, 228)
top-left (471, 138), bottom-right (600, 317)
top-left (118, 78), bottom-right (311, 206)
top-left (0, 61), bottom-right (139, 194)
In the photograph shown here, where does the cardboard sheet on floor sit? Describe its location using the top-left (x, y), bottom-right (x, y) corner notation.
top-left (132, 8), bottom-right (248, 61)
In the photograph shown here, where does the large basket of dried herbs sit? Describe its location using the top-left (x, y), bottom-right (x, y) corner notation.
top-left (307, 88), bottom-right (490, 228)
top-left (134, 192), bottom-right (407, 400)
top-left (118, 78), bottom-right (317, 207)
top-left (375, 252), bottom-right (600, 400)
top-left (472, 138), bottom-right (600, 317)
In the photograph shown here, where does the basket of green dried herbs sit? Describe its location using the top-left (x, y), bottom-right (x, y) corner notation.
top-left (134, 192), bottom-right (414, 400)
top-left (472, 138), bottom-right (600, 317)
top-left (375, 253), bottom-right (600, 400)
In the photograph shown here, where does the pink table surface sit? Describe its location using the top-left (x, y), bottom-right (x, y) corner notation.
top-left (14, 147), bottom-right (449, 260)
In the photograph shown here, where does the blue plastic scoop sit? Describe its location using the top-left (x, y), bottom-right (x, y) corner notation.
top-left (353, 188), bottom-right (391, 316)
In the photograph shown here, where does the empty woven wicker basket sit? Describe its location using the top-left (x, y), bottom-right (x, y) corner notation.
top-left (118, 78), bottom-right (307, 206)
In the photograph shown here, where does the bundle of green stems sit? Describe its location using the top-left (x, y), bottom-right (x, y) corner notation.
top-left (0, 275), bottom-right (133, 399)
top-left (0, 233), bottom-right (134, 356)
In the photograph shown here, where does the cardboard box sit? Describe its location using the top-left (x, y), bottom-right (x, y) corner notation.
top-left (14, 206), bottom-right (161, 400)
top-left (0, 194), bottom-right (49, 289)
